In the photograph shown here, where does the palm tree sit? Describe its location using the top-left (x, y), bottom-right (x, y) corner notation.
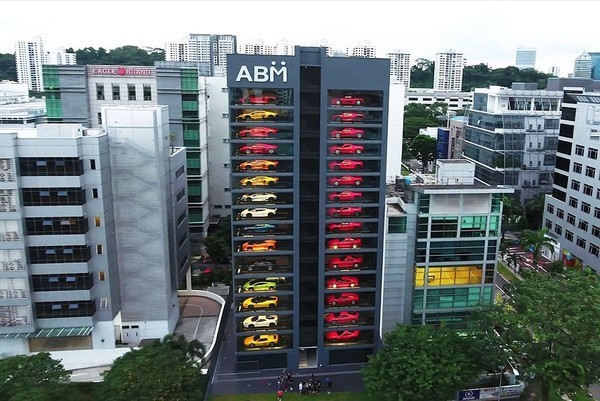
top-left (506, 253), bottom-right (522, 273)
top-left (519, 228), bottom-right (557, 270)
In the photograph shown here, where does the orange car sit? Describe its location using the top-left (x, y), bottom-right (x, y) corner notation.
top-left (241, 240), bottom-right (277, 252)
top-left (239, 160), bottom-right (279, 171)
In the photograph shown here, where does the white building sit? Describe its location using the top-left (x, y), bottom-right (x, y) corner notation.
top-left (573, 52), bottom-right (592, 79)
top-left (515, 47), bottom-right (536, 70)
top-left (0, 81), bottom-right (29, 105)
top-left (405, 89), bottom-right (473, 111)
top-left (387, 50), bottom-right (411, 87)
top-left (15, 37), bottom-right (45, 92)
top-left (44, 50), bottom-right (76, 65)
top-left (347, 43), bottom-right (377, 58)
top-left (547, 66), bottom-right (561, 77)
top-left (237, 39), bottom-right (294, 56)
top-left (165, 34), bottom-right (236, 76)
top-left (434, 50), bottom-right (464, 91)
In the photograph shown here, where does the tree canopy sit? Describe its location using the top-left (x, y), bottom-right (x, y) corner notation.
top-left (64, 46), bottom-right (165, 66)
top-left (519, 228), bottom-right (557, 269)
top-left (362, 325), bottom-right (495, 401)
top-left (409, 134), bottom-right (437, 173)
top-left (476, 269), bottom-right (600, 401)
top-left (0, 53), bottom-right (17, 81)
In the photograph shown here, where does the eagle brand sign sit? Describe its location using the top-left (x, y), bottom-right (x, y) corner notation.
top-left (90, 67), bottom-right (152, 76)
top-left (235, 61), bottom-right (288, 83)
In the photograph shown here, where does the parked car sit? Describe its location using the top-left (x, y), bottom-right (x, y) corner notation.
top-left (331, 112), bottom-right (364, 122)
top-left (326, 292), bottom-right (359, 306)
top-left (240, 223), bottom-right (277, 235)
top-left (241, 240), bottom-right (277, 252)
top-left (242, 278), bottom-right (277, 292)
top-left (244, 260), bottom-right (277, 272)
top-left (240, 176), bottom-right (279, 186)
top-left (330, 127), bottom-right (364, 139)
top-left (327, 206), bottom-right (362, 217)
top-left (240, 208), bottom-right (277, 218)
top-left (330, 95), bottom-right (364, 106)
top-left (327, 191), bottom-right (363, 202)
top-left (240, 193), bottom-right (277, 203)
top-left (328, 176), bottom-right (362, 187)
top-left (243, 314), bottom-right (279, 329)
top-left (324, 311), bottom-right (359, 325)
top-left (239, 160), bottom-right (279, 171)
top-left (239, 95), bottom-right (277, 105)
top-left (244, 333), bottom-right (279, 347)
top-left (238, 143), bottom-right (278, 155)
top-left (327, 255), bottom-right (363, 270)
top-left (327, 222), bottom-right (362, 233)
top-left (242, 295), bottom-right (278, 309)
top-left (328, 159), bottom-right (363, 170)
top-left (237, 126), bottom-right (278, 138)
top-left (325, 330), bottom-right (359, 342)
top-left (329, 144), bottom-right (364, 155)
top-left (237, 110), bottom-right (278, 121)
top-left (328, 237), bottom-right (362, 250)
top-left (326, 275), bottom-right (359, 289)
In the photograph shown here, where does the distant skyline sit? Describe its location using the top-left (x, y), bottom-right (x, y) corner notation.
top-left (2, 0), bottom-right (597, 78)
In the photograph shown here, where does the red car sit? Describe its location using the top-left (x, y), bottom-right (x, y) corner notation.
top-left (238, 127), bottom-right (278, 138)
top-left (327, 222), bottom-right (362, 233)
top-left (324, 311), bottom-right (360, 325)
top-left (330, 128), bottom-right (364, 139)
top-left (327, 207), bottom-right (362, 217)
top-left (326, 292), bottom-right (359, 306)
top-left (326, 276), bottom-right (359, 289)
top-left (331, 96), bottom-right (364, 106)
top-left (328, 191), bottom-right (363, 202)
top-left (328, 160), bottom-right (363, 171)
top-left (239, 95), bottom-right (277, 105)
top-left (325, 330), bottom-right (360, 342)
top-left (329, 144), bottom-right (364, 155)
top-left (328, 255), bottom-right (363, 269)
top-left (332, 112), bottom-right (365, 122)
top-left (328, 238), bottom-right (361, 249)
top-left (239, 143), bottom-right (278, 154)
top-left (328, 176), bottom-right (362, 187)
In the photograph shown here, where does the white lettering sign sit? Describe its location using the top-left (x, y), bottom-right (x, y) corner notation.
top-left (236, 61), bottom-right (287, 83)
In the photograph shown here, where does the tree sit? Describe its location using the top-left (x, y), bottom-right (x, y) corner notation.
top-left (410, 58), bottom-right (434, 88)
top-left (203, 235), bottom-right (230, 264)
top-left (476, 270), bottom-right (600, 401)
top-left (0, 53), bottom-right (17, 81)
top-left (362, 325), bottom-right (494, 401)
top-left (501, 195), bottom-right (524, 240)
top-left (101, 334), bottom-right (207, 401)
top-left (523, 193), bottom-right (546, 230)
top-left (0, 352), bottom-right (70, 400)
top-left (409, 135), bottom-right (436, 173)
top-left (519, 228), bottom-right (556, 270)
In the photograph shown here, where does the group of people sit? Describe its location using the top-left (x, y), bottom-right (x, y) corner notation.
top-left (298, 375), bottom-right (322, 395)
top-left (276, 371), bottom-right (333, 399)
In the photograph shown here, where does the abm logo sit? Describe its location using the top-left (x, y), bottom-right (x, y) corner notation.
top-left (236, 61), bottom-right (287, 83)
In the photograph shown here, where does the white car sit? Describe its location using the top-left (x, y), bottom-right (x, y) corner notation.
top-left (240, 208), bottom-right (277, 218)
top-left (240, 193), bottom-right (277, 203)
top-left (243, 314), bottom-right (279, 329)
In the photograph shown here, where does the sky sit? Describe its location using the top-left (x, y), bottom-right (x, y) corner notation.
top-left (2, 0), bottom-right (598, 77)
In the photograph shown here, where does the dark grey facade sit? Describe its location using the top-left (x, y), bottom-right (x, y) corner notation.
top-left (227, 47), bottom-right (389, 370)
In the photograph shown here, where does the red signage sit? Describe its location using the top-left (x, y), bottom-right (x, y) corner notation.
top-left (89, 67), bottom-right (152, 76)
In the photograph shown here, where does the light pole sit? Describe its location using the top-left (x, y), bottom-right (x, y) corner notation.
top-left (497, 365), bottom-right (505, 401)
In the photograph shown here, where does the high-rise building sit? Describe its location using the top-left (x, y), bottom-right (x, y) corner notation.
top-left (543, 91), bottom-right (600, 272)
top-left (44, 50), bottom-right (76, 65)
top-left (165, 34), bottom-right (236, 76)
top-left (434, 50), bottom-right (464, 91)
top-left (41, 62), bottom-right (210, 237)
top-left (227, 47), bottom-right (390, 369)
top-left (0, 107), bottom-right (189, 356)
top-left (573, 52), bottom-right (592, 79)
top-left (382, 160), bottom-right (511, 331)
top-left (547, 66), bottom-right (560, 77)
top-left (588, 52), bottom-right (600, 80)
top-left (387, 50), bottom-right (411, 87)
top-left (405, 89), bottom-right (472, 111)
top-left (515, 47), bottom-right (536, 70)
top-left (347, 43), bottom-right (377, 58)
top-left (462, 83), bottom-right (563, 203)
top-left (15, 37), bottom-right (45, 92)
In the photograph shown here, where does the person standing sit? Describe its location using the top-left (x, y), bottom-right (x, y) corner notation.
top-left (325, 376), bottom-right (332, 394)
top-left (298, 381), bottom-right (303, 396)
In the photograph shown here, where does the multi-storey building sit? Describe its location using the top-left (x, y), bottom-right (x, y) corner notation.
top-left (573, 52), bottom-right (592, 79)
top-left (41, 62), bottom-right (210, 237)
top-left (227, 47), bottom-right (389, 369)
top-left (15, 37), bottom-right (45, 92)
top-left (515, 47), bottom-right (536, 70)
top-left (347, 44), bottom-right (377, 58)
top-left (462, 83), bottom-right (562, 203)
top-left (382, 160), bottom-right (511, 331)
top-left (434, 50), bottom-right (464, 92)
top-left (166, 34), bottom-right (237, 76)
top-left (588, 52), bottom-right (600, 80)
top-left (405, 88), bottom-right (472, 111)
top-left (0, 105), bottom-right (188, 356)
top-left (543, 91), bottom-right (600, 272)
top-left (44, 50), bottom-right (76, 66)
top-left (387, 51), bottom-right (411, 87)
top-left (237, 39), bottom-right (295, 56)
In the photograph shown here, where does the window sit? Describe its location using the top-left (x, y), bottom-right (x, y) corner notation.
top-left (565, 230), bottom-right (574, 241)
top-left (224, 187), bottom-right (230, 192)
top-left (596, 208), bottom-right (600, 219)
top-left (96, 83), bottom-right (105, 100)
top-left (582, 202), bottom-right (591, 214)
top-left (568, 197), bottom-right (578, 208)
top-left (589, 243), bottom-right (600, 257)
top-left (90, 159), bottom-right (96, 170)
top-left (593, 225), bottom-right (600, 239)
top-left (176, 189), bottom-right (185, 202)
top-left (577, 237), bottom-right (586, 249)
top-left (99, 271), bottom-right (106, 281)
top-left (143, 84), bottom-right (152, 101)
top-left (175, 166), bottom-right (185, 178)
top-left (92, 188), bottom-right (99, 198)
top-left (574, 162), bottom-right (582, 173)
top-left (578, 220), bottom-right (589, 231)
top-left (128, 84), bottom-right (136, 100)
top-left (96, 244), bottom-right (103, 255)
top-left (546, 204), bottom-right (554, 214)
top-left (586, 166), bottom-right (596, 178)
top-left (97, 112), bottom-right (102, 125)
top-left (575, 145), bottom-right (585, 156)
top-left (112, 84), bottom-right (120, 100)
top-left (545, 219), bottom-right (553, 229)
top-left (567, 213), bottom-right (576, 225)
top-left (557, 208), bottom-right (564, 219)
top-left (571, 180), bottom-right (580, 191)
top-left (100, 298), bottom-right (108, 310)
top-left (589, 148), bottom-right (598, 159)
top-left (554, 225), bottom-right (562, 235)
top-left (584, 184), bottom-right (593, 196)
top-left (388, 216), bottom-right (407, 233)
top-left (95, 217), bottom-right (101, 227)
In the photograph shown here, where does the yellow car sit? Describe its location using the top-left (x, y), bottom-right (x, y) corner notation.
top-left (244, 333), bottom-right (279, 348)
top-left (239, 160), bottom-right (279, 171)
top-left (242, 295), bottom-right (279, 310)
top-left (240, 176), bottom-right (279, 186)
top-left (237, 110), bottom-right (278, 121)
top-left (241, 240), bottom-right (277, 252)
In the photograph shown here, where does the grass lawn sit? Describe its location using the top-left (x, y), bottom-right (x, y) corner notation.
top-left (497, 262), bottom-right (519, 283)
top-left (209, 391), bottom-right (378, 401)
top-left (522, 381), bottom-right (594, 401)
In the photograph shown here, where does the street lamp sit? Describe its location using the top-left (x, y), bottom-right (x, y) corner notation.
top-left (497, 365), bottom-right (505, 401)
